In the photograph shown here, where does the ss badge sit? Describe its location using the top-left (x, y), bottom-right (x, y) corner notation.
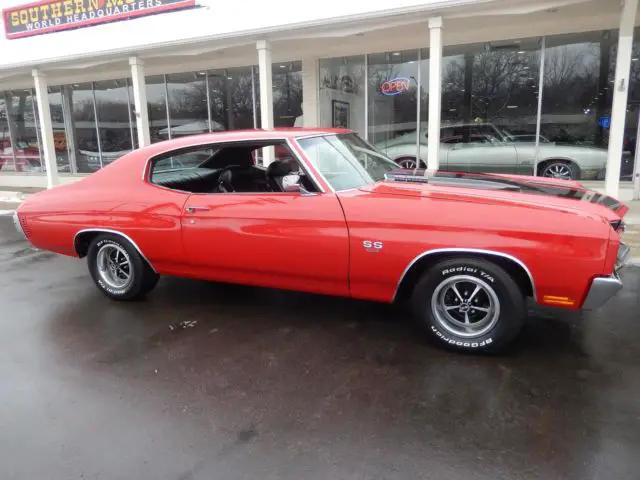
top-left (363, 240), bottom-right (383, 253)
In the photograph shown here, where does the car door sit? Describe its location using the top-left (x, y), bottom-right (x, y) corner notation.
top-left (444, 126), bottom-right (518, 174)
top-left (512, 142), bottom-right (537, 175)
top-left (180, 184), bottom-right (350, 298)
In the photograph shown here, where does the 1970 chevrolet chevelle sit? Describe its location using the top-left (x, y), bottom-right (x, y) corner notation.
top-left (13, 128), bottom-right (630, 353)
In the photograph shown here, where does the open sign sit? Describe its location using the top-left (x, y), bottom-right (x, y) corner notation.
top-left (380, 77), bottom-right (411, 96)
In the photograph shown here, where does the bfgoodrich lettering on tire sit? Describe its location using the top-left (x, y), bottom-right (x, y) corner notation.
top-left (411, 257), bottom-right (526, 353)
top-left (87, 233), bottom-right (159, 301)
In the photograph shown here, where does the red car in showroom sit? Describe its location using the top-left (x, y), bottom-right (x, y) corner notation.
top-left (13, 128), bottom-right (630, 353)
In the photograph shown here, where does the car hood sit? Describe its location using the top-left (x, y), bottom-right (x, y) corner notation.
top-left (360, 170), bottom-right (628, 221)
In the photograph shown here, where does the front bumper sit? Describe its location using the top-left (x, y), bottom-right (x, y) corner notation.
top-left (582, 273), bottom-right (623, 310)
top-left (582, 242), bottom-right (630, 310)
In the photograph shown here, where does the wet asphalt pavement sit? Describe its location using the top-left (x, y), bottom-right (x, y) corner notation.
top-left (1, 216), bottom-right (639, 480)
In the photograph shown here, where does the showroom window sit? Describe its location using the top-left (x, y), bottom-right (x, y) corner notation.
top-left (165, 72), bottom-right (209, 139)
top-left (254, 62), bottom-right (303, 128)
top-left (4, 89), bottom-right (43, 173)
top-left (0, 94), bottom-right (15, 172)
top-left (439, 37), bottom-right (542, 175)
top-left (147, 64), bottom-right (302, 136)
top-left (367, 50), bottom-right (420, 146)
top-left (208, 67), bottom-right (257, 131)
top-left (146, 75), bottom-right (169, 143)
top-left (273, 61), bottom-right (303, 127)
top-left (319, 55), bottom-right (367, 137)
top-left (542, 32), bottom-right (605, 148)
top-left (54, 80), bottom-right (136, 174)
top-left (94, 79), bottom-right (136, 167)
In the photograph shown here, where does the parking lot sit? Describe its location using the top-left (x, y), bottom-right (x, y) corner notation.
top-left (1, 215), bottom-right (640, 480)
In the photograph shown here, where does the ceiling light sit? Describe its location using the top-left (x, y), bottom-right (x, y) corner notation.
top-left (392, 52), bottom-right (401, 56)
top-left (633, 58), bottom-right (638, 62)
top-left (518, 50), bottom-right (525, 54)
top-left (507, 105), bottom-right (518, 109)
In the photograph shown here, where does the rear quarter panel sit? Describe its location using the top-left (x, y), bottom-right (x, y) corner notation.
top-left (17, 171), bottom-right (189, 272)
top-left (337, 187), bottom-right (612, 307)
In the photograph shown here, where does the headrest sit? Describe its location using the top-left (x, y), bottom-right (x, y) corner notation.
top-left (266, 159), bottom-right (296, 177)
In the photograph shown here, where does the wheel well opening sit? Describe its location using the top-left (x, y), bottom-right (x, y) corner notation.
top-left (74, 231), bottom-right (102, 258)
top-left (394, 252), bottom-right (534, 303)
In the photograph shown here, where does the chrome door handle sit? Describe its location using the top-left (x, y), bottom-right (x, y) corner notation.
top-left (186, 206), bottom-right (210, 213)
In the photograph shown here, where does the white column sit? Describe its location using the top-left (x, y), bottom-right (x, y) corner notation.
top-left (427, 16), bottom-right (443, 172)
top-left (32, 69), bottom-right (59, 189)
top-left (605, 0), bottom-right (638, 198)
top-left (129, 57), bottom-right (151, 148)
top-left (257, 40), bottom-right (275, 165)
top-left (61, 86), bottom-right (78, 174)
top-left (301, 57), bottom-right (319, 127)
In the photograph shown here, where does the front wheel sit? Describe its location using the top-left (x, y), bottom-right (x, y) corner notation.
top-left (411, 257), bottom-right (526, 353)
top-left (87, 233), bottom-right (159, 301)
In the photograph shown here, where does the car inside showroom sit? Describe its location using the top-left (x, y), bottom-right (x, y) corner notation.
top-left (0, 0), bottom-right (638, 200)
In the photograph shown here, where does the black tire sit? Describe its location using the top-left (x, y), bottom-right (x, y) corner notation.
top-left (539, 160), bottom-right (580, 180)
top-left (410, 257), bottom-right (526, 354)
top-left (87, 233), bottom-right (159, 301)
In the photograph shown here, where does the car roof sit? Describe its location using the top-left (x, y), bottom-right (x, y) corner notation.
top-left (67, 127), bottom-right (352, 190)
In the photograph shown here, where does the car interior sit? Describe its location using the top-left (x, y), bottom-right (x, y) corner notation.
top-left (149, 142), bottom-right (319, 194)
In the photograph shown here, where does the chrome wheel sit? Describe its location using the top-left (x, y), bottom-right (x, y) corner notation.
top-left (431, 275), bottom-right (500, 339)
top-left (397, 158), bottom-right (419, 169)
top-left (542, 162), bottom-right (573, 180)
top-left (96, 243), bottom-right (133, 290)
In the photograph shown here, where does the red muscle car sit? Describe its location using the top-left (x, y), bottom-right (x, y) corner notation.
top-left (13, 128), bottom-right (631, 353)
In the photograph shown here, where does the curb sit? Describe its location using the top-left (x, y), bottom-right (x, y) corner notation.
top-left (0, 191), bottom-right (29, 203)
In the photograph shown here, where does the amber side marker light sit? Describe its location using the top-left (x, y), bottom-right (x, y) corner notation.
top-left (542, 295), bottom-right (576, 307)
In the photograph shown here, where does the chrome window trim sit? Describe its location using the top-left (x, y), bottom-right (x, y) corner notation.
top-left (141, 136), bottom-right (327, 194)
top-left (392, 248), bottom-right (537, 302)
top-left (73, 228), bottom-right (157, 273)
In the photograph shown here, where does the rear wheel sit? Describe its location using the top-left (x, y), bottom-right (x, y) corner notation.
top-left (87, 233), bottom-right (159, 301)
top-left (410, 257), bottom-right (526, 353)
top-left (539, 160), bottom-right (579, 180)
top-left (396, 157), bottom-right (425, 169)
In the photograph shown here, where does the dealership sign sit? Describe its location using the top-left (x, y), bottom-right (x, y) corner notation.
top-left (3, 0), bottom-right (196, 39)
top-left (380, 77), bottom-right (411, 96)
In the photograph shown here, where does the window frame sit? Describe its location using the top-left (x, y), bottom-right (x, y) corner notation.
top-left (142, 137), bottom-right (327, 195)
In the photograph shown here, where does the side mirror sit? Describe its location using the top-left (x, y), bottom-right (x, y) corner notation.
top-left (284, 184), bottom-right (317, 196)
top-left (284, 184), bottom-right (302, 193)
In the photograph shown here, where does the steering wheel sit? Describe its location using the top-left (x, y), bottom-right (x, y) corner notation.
top-left (213, 165), bottom-right (243, 193)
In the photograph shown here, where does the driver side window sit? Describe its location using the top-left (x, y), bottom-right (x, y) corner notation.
top-left (148, 141), bottom-right (319, 195)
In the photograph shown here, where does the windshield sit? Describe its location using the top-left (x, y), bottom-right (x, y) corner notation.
top-left (297, 133), bottom-right (399, 191)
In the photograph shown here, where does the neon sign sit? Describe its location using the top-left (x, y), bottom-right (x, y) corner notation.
top-left (380, 77), bottom-right (411, 96)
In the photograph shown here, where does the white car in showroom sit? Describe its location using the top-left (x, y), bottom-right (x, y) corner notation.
top-left (377, 123), bottom-right (611, 180)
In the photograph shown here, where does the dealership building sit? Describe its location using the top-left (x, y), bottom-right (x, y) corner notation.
top-left (0, 0), bottom-right (638, 198)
